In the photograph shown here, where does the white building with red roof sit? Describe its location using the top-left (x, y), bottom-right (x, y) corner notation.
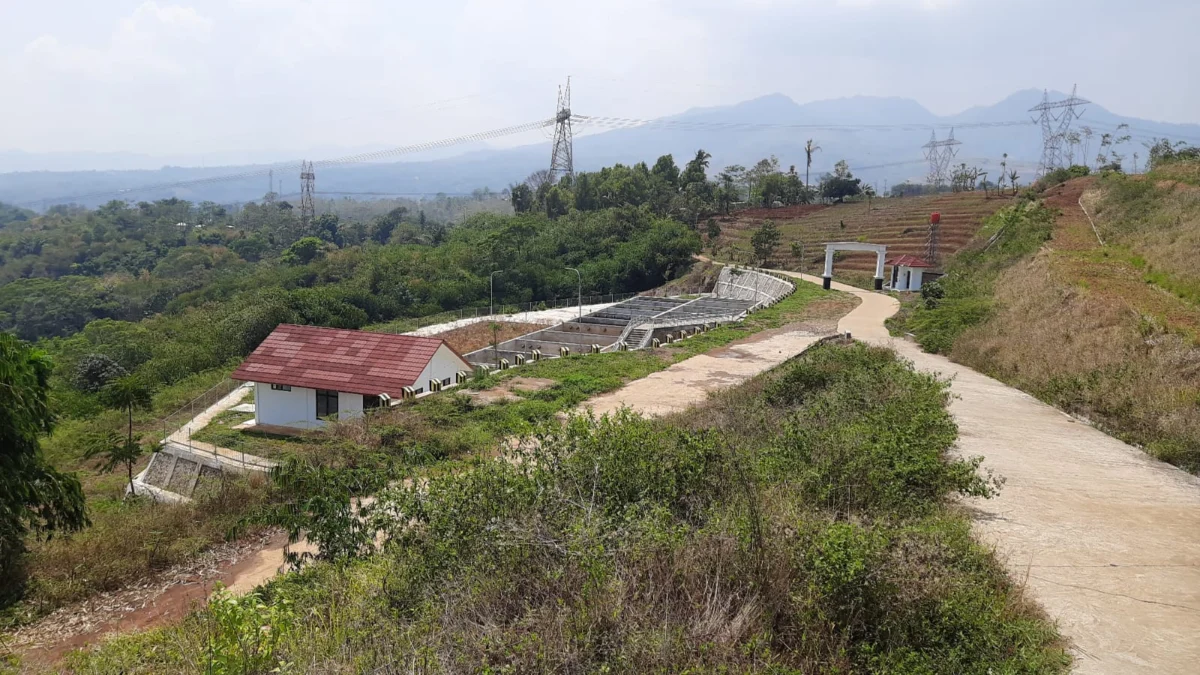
top-left (886, 254), bottom-right (935, 292)
top-left (231, 324), bottom-right (471, 430)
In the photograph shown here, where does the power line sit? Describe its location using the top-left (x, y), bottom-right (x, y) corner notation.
top-left (21, 118), bottom-right (556, 208)
top-left (573, 115), bottom-right (1037, 134)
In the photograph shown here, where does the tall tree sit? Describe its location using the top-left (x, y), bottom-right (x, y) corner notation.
top-left (750, 220), bottom-right (781, 266)
top-left (100, 375), bottom-right (153, 462)
top-left (804, 139), bottom-right (822, 190)
top-left (1, 334), bottom-right (87, 596)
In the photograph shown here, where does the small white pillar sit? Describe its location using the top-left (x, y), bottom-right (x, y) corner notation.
top-left (823, 247), bottom-right (835, 290)
top-left (874, 251), bottom-right (885, 290)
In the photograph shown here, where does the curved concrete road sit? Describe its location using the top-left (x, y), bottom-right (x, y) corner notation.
top-left (778, 272), bottom-right (1200, 675)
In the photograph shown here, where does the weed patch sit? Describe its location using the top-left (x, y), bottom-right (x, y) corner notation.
top-left (64, 343), bottom-right (1067, 673)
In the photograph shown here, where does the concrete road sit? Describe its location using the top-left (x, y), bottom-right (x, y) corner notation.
top-left (777, 272), bottom-right (1200, 675)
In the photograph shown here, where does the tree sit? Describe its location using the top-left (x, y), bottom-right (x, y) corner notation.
top-left (804, 139), bottom-right (822, 190)
top-left (1007, 170), bottom-right (1020, 195)
top-left (759, 173), bottom-right (788, 208)
top-left (820, 161), bottom-right (863, 203)
top-left (1, 334), bottom-right (87, 596)
top-left (100, 375), bottom-right (153, 467)
top-left (1064, 131), bottom-right (1082, 166)
top-left (510, 183), bottom-right (535, 214)
top-left (1080, 126), bottom-right (1094, 167)
top-left (71, 353), bottom-right (129, 393)
top-left (750, 220), bottom-right (781, 266)
top-left (651, 155), bottom-right (680, 189)
top-left (705, 218), bottom-right (722, 254)
top-left (281, 236), bottom-right (325, 265)
top-left (544, 186), bottom-right (570, 219)
top-left (84, 430), bottom-right (145, 497)
top-left (680, 149), bottom-right (711, 188)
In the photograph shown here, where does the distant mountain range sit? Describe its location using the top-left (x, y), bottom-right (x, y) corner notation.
top-left (3, 89), bottom-right (1199, 210)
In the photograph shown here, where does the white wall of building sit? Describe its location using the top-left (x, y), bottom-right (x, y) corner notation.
top-left (255, 383), bottom-right (319, 429)
top-left (414, 344), bottom-right (472, 392)
top-left (892, 266), bottom-right (926, 292)
top-left (255, 383), bottom-right (368, 428)
top-left (252, 342), bottom-right (469, 430)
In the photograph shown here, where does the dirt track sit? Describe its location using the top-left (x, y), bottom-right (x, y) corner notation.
top-left (777, 271), bottom-right (1200, 675)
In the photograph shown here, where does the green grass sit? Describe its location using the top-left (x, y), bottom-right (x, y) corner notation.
top-left (62, 342), bottom-right (1068, 674)
top-left (888, 199), bottom-right (1055, 353)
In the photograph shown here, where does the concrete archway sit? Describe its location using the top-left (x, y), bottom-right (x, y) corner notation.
top-left (822, 242), bottom-right (887, 290)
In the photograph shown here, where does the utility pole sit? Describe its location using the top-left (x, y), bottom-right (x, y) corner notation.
top-left (489, 270), bottom-right (502, 316)
top-left (1030, 85), bottom-right (1089, 177)
top-left (566, 267), bottom-right (582, 320)
top-left (549, 77), bottom-right (575, 183)
top-left (299, 160), bottom-right (315, 231)
top-left (922, 129), bottom-right (961, 188)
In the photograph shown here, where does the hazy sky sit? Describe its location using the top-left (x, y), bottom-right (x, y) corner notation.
top-left (2, 0), bottom-right (1197, 157)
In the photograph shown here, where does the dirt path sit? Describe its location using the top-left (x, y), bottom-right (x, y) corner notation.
top-left (774, 270), bottom-right (1200, 675)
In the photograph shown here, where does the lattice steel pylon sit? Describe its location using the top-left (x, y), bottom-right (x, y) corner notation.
top-left (922, 129), bottom-right (961, 187)
top-left (549, 78), bottom-right (574, 182)
top-left (299, 160), bottom-right (315, 228)
top-left (1030, 85), bottom-right (1089, 177)
top-left (926, 216), bottom-right (940, 268)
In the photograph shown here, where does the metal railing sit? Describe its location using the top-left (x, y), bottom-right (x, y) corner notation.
top-left (157, 377), bottom-right (241, 443)
top-left (372, 292), bottom-right (639, 334)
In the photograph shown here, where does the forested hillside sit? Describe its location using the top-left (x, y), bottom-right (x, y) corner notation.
top-left (0, 153), bottom-right (724, 621)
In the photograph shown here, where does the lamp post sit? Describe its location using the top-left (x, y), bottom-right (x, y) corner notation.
top-left (566, 267), bottom-right (582, 320)
top-left (489, 270), bottom-right (502, 316)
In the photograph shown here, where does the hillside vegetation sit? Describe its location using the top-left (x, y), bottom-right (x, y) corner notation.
top-left (718, 190), bottom-right (1007, 279)
top-left (892, 160), bottom-right (1200, 472)
top-left (60, 342), bottom-right (1067, 674)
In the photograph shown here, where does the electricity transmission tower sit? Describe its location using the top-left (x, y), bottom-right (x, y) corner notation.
top-left (549, 78), bottom-right (575, 182)
top-left (266, 169), bottom-right (275, 203)
top-left (299, 160), bottom-right (316, 228)
top-left (922, 129), bottom-right (961, 187)
top-left (1030, 85), bottom-right (1089, 177)
top-left (926, 216), bottom-right (940, 268)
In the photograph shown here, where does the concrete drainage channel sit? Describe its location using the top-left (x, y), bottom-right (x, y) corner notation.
top-left (464, 267), bottom-right (794, 368)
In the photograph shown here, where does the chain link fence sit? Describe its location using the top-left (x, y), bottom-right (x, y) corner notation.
top-left (371, 292), bottom-right (638, 333)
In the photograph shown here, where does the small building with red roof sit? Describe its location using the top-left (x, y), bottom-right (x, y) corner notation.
top-left (231, 324), bottom-right (471, 429)
top-left (886, 254), bottom-right (935, 292)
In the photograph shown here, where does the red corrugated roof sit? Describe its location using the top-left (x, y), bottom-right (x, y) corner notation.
top-left (231, 324), bottom-right (466, 396)
top-left (886, 254), bottom-right (934, 268)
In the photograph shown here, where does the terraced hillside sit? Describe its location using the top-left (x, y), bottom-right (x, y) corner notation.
top-left (720, 192), bottom-right (1010, 273)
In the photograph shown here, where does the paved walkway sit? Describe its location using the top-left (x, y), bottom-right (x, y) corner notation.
top-left (774, 271), bottom-right (1200, 675)
top-left (166, 383), bottom-right (276, 471)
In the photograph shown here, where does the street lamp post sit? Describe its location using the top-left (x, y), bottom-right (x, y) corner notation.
top-left (489, 270), bottom-right (502, 316)
top-left (566, 268), bottom-right (582, 320)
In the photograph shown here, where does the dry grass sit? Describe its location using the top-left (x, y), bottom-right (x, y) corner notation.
top-left (640, 260), bottom-right (722, 297)
top-left (11, 478), bottom-right (269, 625)
top-left (717, 191), bottom-right (1009, 273)
top-left (942, 176), bottom-right (1200, 471)
top-left (430, 320), bottom-right (546, 354)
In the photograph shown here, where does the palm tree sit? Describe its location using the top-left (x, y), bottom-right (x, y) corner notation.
top-left (85, 430), bottom-right (145, 496)
top-left (1008, 170), bottom-right (1020, 196)
top-left (101, 375), bottom-right (153, 452)
top-left (804, 139), bottom-right (822, 190)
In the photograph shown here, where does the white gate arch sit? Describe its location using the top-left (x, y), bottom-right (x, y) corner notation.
top-left (822, 242), bottom-right (888, 291)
